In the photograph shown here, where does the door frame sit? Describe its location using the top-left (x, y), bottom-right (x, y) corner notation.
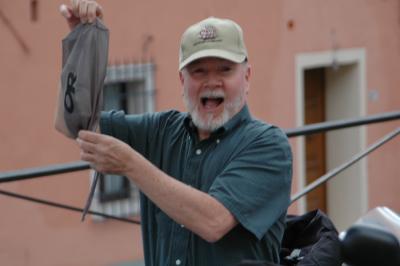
top-left (294, 48), bottom-right (368, 221)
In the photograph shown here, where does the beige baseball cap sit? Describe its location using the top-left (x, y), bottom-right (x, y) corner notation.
top-left (179, 17), bottom-right (248, 70)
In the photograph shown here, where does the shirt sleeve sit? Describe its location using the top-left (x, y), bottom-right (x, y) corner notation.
top-left (100, 110), bottom-right (128, 141)
top-left (99, 109), bottom-right (182, 157)
top-left (99, 110), bottom-right (157, 155)
top-left (208, 126), bottom-right (292, 240)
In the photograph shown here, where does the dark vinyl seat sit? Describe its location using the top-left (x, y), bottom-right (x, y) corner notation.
top-left (341, 225), bottom-right (400, 266)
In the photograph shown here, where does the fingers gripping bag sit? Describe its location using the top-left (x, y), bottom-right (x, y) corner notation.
top-left (55, 18), bottom-right (109, 138)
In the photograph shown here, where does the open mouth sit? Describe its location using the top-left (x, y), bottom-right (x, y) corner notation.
top-left (201, 96), bottom-right (224, 109)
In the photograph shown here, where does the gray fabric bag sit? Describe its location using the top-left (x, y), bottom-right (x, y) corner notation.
top-left (55, 19), bottom-right (109, 221)
top-left (55, 18), bottom-right (109, 138)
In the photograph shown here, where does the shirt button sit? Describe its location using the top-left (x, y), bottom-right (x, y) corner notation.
top-left (216, 139), bottom-right (220, 144)
top-left (176, 259), bottom-right (181, 265)
top-left (195, 149), bottom-right (202, 155)
top-left (180, 224), bottom-right (185, 228)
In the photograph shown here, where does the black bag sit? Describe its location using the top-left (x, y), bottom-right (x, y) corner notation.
top-left (280, 209), bottom-right (342, 266)
top-left (238, 210), bottom-right (342, 266)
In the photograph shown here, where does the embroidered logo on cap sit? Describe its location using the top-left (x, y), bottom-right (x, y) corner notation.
top-left (199, 25), bottom-right (217, 40)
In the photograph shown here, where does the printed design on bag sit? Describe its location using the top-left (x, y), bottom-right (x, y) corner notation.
top-left (64, 72), bottom-right (77, 113)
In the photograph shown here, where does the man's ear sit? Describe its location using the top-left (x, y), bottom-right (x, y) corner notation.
top-left (245, 64), bottom-right (251, 82)
top-left (245, 64), bottom-right (251, 93)
top-left (179, 71), bottom-right (184, 86)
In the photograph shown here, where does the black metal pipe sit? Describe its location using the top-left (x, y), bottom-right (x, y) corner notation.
top-left (290, 127), bottom-right (400, 203)
top-left (285, 110), bottom-right (400, 137)
top-left (0, 188), bottom-right (140, 224)
top-left (0, 110), bottom-right (399, 183)
top-left (0, 161), bottom-right (90, 183)
top-left (0, 110), bottom-right (398, 225)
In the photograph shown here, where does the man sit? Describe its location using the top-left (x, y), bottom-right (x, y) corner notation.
top-left (61, 1), bottom-right (292, 265)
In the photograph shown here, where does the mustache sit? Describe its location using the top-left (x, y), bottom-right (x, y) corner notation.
top-left (199, 89), bottom-right (225, 98)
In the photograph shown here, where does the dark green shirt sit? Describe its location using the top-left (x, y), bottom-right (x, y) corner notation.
top-left (100, 105), bottom-right (292, 266)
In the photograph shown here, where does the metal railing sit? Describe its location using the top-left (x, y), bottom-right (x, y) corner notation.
top-left (291, 127), bottom-right (400, 203)
top-left (1, 110), bottom-right (399, 224)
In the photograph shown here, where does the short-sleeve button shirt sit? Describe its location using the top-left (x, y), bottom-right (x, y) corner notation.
top-left (100, 105), bottom-right (292, 266)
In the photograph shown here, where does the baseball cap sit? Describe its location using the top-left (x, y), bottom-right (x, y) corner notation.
top-left (179, 17), bottom-right (248, 70)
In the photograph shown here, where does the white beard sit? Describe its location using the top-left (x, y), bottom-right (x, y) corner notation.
top-left (183, 89), bottom-right (244, 132)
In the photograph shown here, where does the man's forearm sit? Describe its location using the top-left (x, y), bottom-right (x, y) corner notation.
top-left (77, 130), bottom-right (237, 242)
top-left (124, 149), bottom-right (237, 243)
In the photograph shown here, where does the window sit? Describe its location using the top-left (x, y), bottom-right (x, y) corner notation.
top-left (91, 62), bottom-right (155, 220)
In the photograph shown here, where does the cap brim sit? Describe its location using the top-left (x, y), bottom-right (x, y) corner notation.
top-left (179, 49), bottom-right (247, 70)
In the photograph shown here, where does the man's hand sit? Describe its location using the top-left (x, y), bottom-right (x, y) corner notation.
top-left (77, 130), bottom-right (237, 242)
top-left (77, 130), bottom-right (134, 175)
top-left (59, 0), bottom-right (103, 30)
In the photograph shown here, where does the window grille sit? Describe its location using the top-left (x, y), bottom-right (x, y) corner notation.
top-left (91, 62), bottom-right (155, 221)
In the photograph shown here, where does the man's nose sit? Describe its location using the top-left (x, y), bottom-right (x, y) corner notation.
top-left (205, 73), bottom-right (222, 88)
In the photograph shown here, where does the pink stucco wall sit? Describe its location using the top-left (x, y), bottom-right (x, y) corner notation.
top-left (1, 0), bottom-right (399, 265)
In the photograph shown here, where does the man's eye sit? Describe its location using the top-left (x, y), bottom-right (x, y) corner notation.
top-left (192, 68), bottom-right (205, 74)
top-left (220, 66), bottom-right (232, 73)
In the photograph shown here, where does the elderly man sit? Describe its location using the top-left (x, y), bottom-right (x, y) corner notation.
top-left (61, 1), bottom-right (292, 265)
